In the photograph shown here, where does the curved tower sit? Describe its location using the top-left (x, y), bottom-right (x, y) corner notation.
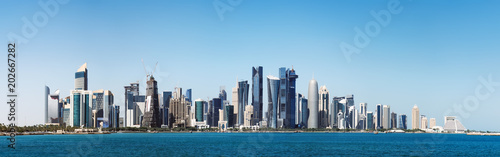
top-left (307, 78), bottom-right (319, 128)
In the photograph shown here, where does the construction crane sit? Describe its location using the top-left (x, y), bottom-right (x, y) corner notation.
top-left (141, 58), bottom-right (158, 80)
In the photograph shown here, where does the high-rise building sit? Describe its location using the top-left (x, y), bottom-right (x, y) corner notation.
top-left (92, 89), bottom-right (113, 128)
top-left (366, 111), bottom-right (374, 129)
top-left (267, 75), bottom-right (280, 128)
top-left (162, 91), bottom-right (172, 126)
top-left (318, 86), bottom-right (329, 128)
top-left (195, 99), bottom-right (204, 122)
top-left (296, 93), bottom-right (303, 125)
top-left (399, 114), bottom-right (407, 129)
top-left (224, 105), bottom-right (234, 127)
top-left (307, 78), bottom-right (319, 129)
top-left (420, 115), bottom-right (428, 130)
top-left (237, 81), bottom-right (249, 126)
top-left (382, 105), bottom-right (390, 129)
top-left (169, 88), bottom-right (190, 128)
top-left (211, 98), bottom-right (222, 127)
top-left (231, 86), bottom-right (238, 125)
top-left (124, 83), bottom-right (140, 127)
top-left (142, 76), bottom-right (161, 128)
top-left (376, 104), bottom-right (383, 129)
top-left (391, 112), bottom-right (397, 129)
top-left (360, 103), bottom-right (367, 116)
top-left (244, 105), bottom-right (254, 127)
top-left (70, 90), bottom-right (92, 127)
top-left (252, 66), bottom-right (263, 126)
top-left (62, 96), bottom-right (71, 126)
top-left (111, 105), bottom-right (120, 128)
top-left (219, 86), bottom-right (227, 101)
top-left (185, 89), bottom-right (192, 103)
top-left (74, 63), bottom-right (88, 90)
top-left (45, 86), bottom-right (62, 125)
top-left (429, 118), bottom-right (436, 128)
top-left (286, 68), bottom-right (298, 129)
top-left (412, 105), bottom-right (420, 130)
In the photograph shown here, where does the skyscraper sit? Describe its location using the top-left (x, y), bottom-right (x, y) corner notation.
top-left (399, 114), bottom-right (407, 130)
top-left (71, 90), bottom-right (92, 127)
top-left (391, 112), bottom-right (397, 129)
top-left (382, 105), bottom-right (390, 129)
top-left (366, 111), bottom-right (374, 129)
top-left (142, 76), bottom-right (161, 128)
top-left (124, 83), bottom-right (139, 127)
top-left (359, 103), bottom-right (367, 116)
top-left (195, 99), bottom-right (204, 122)
top-left (74, 63), bottom-right (88, 90)
top-left (45, 86), bottom-right (62, 124)
top-left (412, 105), bottom-right (420, 129)
top-left (307, 78), bottom-right (319, 129)
top-left (251, 66), bottom-right (263, 126)
top-left (219, 86), bottom-right (227, 101)
top-left (231, 85), bottom-right (238, 125)
top-left (92, 89), bottom-right (113, 128)
top-left (237, 81), bottom-right (249, 126)
top-left (267, 75), bottom-right (280, 128)
top-left (278, 67), bottom-right (287, 128)
top-left (286, 68), bottom-right (298, 128)
top-left (420, 115), bottom-right (428, 130)
top-left (169, 87), bottom-right (190, 128)
top-left (318, 85), bottom-right (329, 128)
top-left (376, 104), bottom-right (383, 129)
top-left (185, 89), bottom-right (192, 103)
top-left (162, 91), bottom-right (172, 126)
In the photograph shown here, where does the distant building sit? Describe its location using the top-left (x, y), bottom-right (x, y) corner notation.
top-left (412, 105), bottom-right (420, 130)
top-left (92, 89), bottom-right (113, 128)
top-left (429, 118), bottom-right (436, 128)
top-left (45, 86), bottom-right (62, 125)
top-left (124, 83), bottom-right (140, 127)
top-left (399, 114), bottom-right (407, 130)
top-left (142, 76), bottom-right (161, 128)
top-left (237, 81), bottom-right (249, 127)
top-left (443, 116), bottom-right (466, 133)
top-left (195, 99), bottom-right (204, 122)
top-left (231, 85), bottom-right (239, 125)
top-left (420, 115), bottom-right (428, 130)
top-left (307, 78), bottom-right (319, 129)
top-left (70, 90), bottom-right (92, 127)
top-left (224, 105), bottom-right (234, 127)
top-left (267, 75), bottom-right (280, 128)
top-left (376, 104), bottom-right (383, 129)
top-left (366, 111), bottom-right (374, 129)
top-left (382, 105), bottom-right (390, 129)
top-left (111, 105), bottom-right (120, 128)
top-left (318, 86), bottom-right (329, 128)
top-left (251, 66), bottom-right (263, 126)
top-left (74, 63), bottom-right (88, 90)
top-left (169, 88), bottom-right (191, 128)
top-left (391, 112), bottom-right (397, 129)
top-left (162, 91), bottom-right (172, 126)
top-left (244, 105), bottom-right (254, 127)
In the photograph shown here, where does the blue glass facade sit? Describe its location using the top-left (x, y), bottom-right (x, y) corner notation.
top-left (399, 114), bottom-right (407, 129)
top-left (252, 66), bottom-right (263, 125)
top-left (195, 100), bottom-right (204, 122)
top-left (267, 76), bottom-right (280, 128)
top-left (163, 91), bottom-right (172, 126)
top-left (186, 89), bottom-right (192, 102)
top-left (376, 104), bottom-right (382, 129)
top-left (287, 69), bottom-right (298, 128)
top-left (237, 81), bottom-right (249, 126)
top-left (367, 112), bottom-right (374, 129)
top-left (73, 94), bottom-right (81, 127)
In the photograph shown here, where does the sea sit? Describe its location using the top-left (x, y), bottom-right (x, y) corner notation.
top-left (1, 132), bottom-right (499, 156)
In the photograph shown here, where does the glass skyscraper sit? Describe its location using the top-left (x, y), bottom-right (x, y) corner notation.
top-left (195, 99), bottom-right (204, 122)
top-left (74, 63), bottom-right (88, 90)
top-left (267, 76), bottom-right (280, 128)
top-left (237, 81), bottom-right (249, 126)
top-left (399, 114), bottom-right (407, 129)
top-left (251, 66), bottom-right (263, 126)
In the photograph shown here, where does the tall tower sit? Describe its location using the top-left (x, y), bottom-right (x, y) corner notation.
top-left (412, 105), bottom-right (420, 129)
top-left (318, 85), bottom-right (329, 128)
top-left (287, 68), bottom-right (298, 128)
top-left (307, 78), bottom-right (319, 128)
top-left (267, 75), bottom-right (280, 128)
top-left (237, 81), bottom-right (249, 126)
top-left (376, 104), bottom-right (383, 129)
top-left (251, 66), bottom-right (263, 126)
top-left (75, 63), bottom-right (88, 90)
top-left (383, 105), bottom-right (390, 129)
top-left (142, 76), bottom-right (161, 128)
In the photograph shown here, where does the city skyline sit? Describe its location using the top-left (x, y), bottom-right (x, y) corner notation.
top-left (1, 1), bottom-right (500, 131)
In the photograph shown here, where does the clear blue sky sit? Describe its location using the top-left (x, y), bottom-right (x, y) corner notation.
top-left (1, 0), bottom-right (499, 131)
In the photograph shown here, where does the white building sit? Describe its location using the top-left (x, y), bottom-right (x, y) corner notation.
top-left (383, 105), bottom-right (390, 129)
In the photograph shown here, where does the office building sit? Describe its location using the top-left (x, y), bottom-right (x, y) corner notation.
top-left (399, 114), bottom-right (407, 129)
top-left (231, 85), bottom-right (239, 125)
top-left (251, 66), bottom-right (263, 126)
top-left (267, 75), bottom-right (280, 128)
top-left (185, 89), bottom-right (192, 103)
top-left (244, 105), bottom-right (253, 127)
top-left (429, 118), bottom-right (436, 128)
top-left (318, 85), bottom-right (329, 128)
top-left (237, 81), bottom-right (249, 126)
top-left (124, 82), bottom-right (140, 127)
top-left (70, 90), bottom-right (92, 127)
top-left (162, 91), bottom-right (172, 126)
top-left (366, 111), bottom-right (374, 130)
top-left (391, 112), bottom-right (397, 129)
top-left (195, 99), bottom-right (204, 122)
top-left (224, 105), bottom-right (234, 127)
top-left (92, 89), bottom-right (113, 128)
top-left (307, 78), bottom-right (319, 129)
top-left (142, 76), bottom-right (161, 128)
top-left (111, 105), bottom-right (120, 128)
top-left (360, 103), bottom-right (367, 116)
top-left (376, 104), bottom-right (383, 129)
top-left (412, 105), bottom-right (420, 129)
top-left (421, 115), bottom-right (428, 130)
top-left (45, 86), bottom-right (62, 125)
top-left (286, 68), bottom-right (298, 128)
top-left (74, 63), bottom-right (88, 90)
top-left (382, 105), bottom-right (390, 129)
top-left (169, 88), bottom-right (190, 128)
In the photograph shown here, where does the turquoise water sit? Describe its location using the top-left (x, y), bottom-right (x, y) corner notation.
top-left (1, 133), bottom-right (500, 156)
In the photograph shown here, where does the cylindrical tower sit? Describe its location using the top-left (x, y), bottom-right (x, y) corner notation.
top-left (307, 79), bottom-right (319, 128)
